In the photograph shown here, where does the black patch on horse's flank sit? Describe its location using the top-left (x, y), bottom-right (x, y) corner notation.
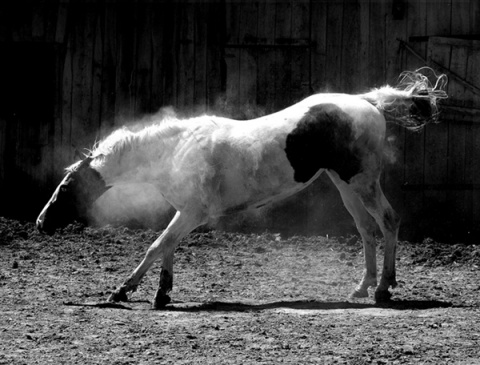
top-left (284, 104), bottom-right (362, 183)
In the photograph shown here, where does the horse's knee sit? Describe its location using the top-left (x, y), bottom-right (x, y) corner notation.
top-left (383, 208), bottom-right (400, 233)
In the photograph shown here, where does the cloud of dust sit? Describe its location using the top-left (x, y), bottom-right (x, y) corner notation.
top-left (85, 98), bottom-right (271, 231)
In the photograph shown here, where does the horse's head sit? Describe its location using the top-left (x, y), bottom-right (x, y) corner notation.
top-left (36, 157), bottom-right (111, 234)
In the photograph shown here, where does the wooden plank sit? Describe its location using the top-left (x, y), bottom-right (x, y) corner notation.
top-left (224, 1), bottom-right (241, 115)
top-left (238, 1), bottom-right (258, 113)
top-left (91, 7), bottom-right (103, 138)
top-left (445, 42), bottom-right (469, 238)
top-left (134, 2), bottom-right (153, 114)
top-left (32, 3), bottom-right (46, 41)
top-left (310, 0), bottom-right (327, 92)
top-left (58, 25), bottom-right (74, 169)
top-left (151, 2), bottom-right (167, 110)
top-left (10, 3), bottom-right (32, 42)
top-left (256, 1), bottom-right (276, 112)
top-left (368, 0), bottom-right (385, 87)
top-left (325, 0), bottom-right (344, 90)
top-left (426, 0), bottom-right (451, 36)
top-left (55, 2), bottom-right (69, 44)
top-left (194, 1), bottom-right (208, 112)
top-left (0, 118), bottom-right (6, 183)
top-left (71, 5), bottom-right (96, 151)
top-left (402, 0), bottom-right (427, 239)
top-left (451, 0), bottom-right (472, 35)
top-left (383, 0), bottom-right (407, 227)
top-left (273, 0), bottom-right (292, 110)
top-left (100, 2), bottom-right (117, 135)
top-left (290, 0), bottom-right (310, 102)
top-left (422, 35), bottom-right (450, 239)
top-left (177, 3), bottom-right (195, 111)
top-left (115, 3), bottom-right (136, 123)
top-left (465, 46), bottom-right (480, 236)
top-left (205, 0), bottom-right (224, 112)
top-left (341, 0), bottom-right (360, 92)
top-left (43, 2), bottom-right (58, 43)
top-left (471, 1), bottom-right (480, 35)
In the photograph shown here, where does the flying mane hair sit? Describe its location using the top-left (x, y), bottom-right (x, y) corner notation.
top-left (361, 67), bottom-right (448, 131)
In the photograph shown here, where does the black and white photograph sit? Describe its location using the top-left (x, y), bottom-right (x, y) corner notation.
top-left (1, 1), bottom-right (479, 363)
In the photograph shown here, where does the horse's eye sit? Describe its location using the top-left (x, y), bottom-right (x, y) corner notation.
top-left (60, 186), bottom-right (68, 193)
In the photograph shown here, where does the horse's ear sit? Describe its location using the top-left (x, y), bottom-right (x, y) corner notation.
top-left (103, 185), bottom-right (113, 194)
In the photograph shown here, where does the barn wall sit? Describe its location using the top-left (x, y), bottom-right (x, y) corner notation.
top-left (0, 0), bottom-right (479, 242)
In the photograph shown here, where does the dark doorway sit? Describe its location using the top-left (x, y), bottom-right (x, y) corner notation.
top-left (0, 43), bottom-right (56, 221)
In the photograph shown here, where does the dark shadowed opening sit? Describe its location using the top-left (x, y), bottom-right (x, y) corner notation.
top-left (0, 43), bottom-right (56, 221)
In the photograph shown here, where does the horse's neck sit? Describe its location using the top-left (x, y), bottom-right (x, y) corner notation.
top-left (94, 126), bottom-right (182, 185)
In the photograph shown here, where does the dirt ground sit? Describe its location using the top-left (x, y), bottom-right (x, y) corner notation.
top-left (1, 216), bottom-right (480, 364)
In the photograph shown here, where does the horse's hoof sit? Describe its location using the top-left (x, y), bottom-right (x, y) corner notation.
top-left (108, 290), bottom-right (128, 303)
top-left (350, 288), bottom-right (369, 298)
top-left (374, 289), bottom-right (392, 303)
top-left (152, 294), bottom-right (171, 310)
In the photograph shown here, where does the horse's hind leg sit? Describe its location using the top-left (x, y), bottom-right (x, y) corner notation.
top-left (327, 172), bottom-right (379, 298)
top-left (355, 180), bottom-right (400, 302)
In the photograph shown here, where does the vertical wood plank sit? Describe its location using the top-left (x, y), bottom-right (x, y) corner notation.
top-left (224, 1), bottom-right (241, 114)
top-left (177, 2), bottom-right (195, 111)
top-left (325, 0), bottom-right (343, 90)
top-left (71, 4), bottom-right (96, 151)
top-left (310, 0), bottom-right (327, 92)
top-left (274, 0), bottom-right (292, 110)
top-left (206, 0), bottom-right (225, 111)
top-left (135, 2), bottom-right (153, 114)
top-left (194, 1), bottom-right (208, 112)
top-left (357, 0), bottom-right (370, 87)
top-left (59, 21), bottom-right (74, 168)
top-left (368, 0), bottom-right (385, 87)
top-left (464, 46), bottom-right (480, 238)
top-left (401, 0), bottom-right (427, 240)
top-left (341, 0), bottom-right (360, 92)
top-left (290, 0), bottom-right (310, 102)
top-left (32, 3), bottom-right (46, 41)
top-left (426, 0), bottom-right (451, 36)
top-left (383, 0), bottom-right (407, 230)
top-left (256, 1), bottom-right (276, 112)
top-left (91, 9), bottom-right (103, 138)
top-left (115, 3), bottom-right (136, 123)
top-left (238, 1), bottom-right (258, 113)
top-left (151, 2), bottom-right (166, 110)
top-left (100, 2), bottom-right (117, 135)
top-left (55, 2), bottom-right (69, 44)
top-left (451, 0), bottom-right (470, 35)
top-left (423, 36), bottom-right (450, 239)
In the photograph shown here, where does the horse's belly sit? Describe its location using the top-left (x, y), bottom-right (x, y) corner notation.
top-left (207, 141), bottom-right (304, 214)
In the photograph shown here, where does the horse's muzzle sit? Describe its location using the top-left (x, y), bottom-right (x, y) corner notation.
top-left (36, 216), bottom-right (55, 235)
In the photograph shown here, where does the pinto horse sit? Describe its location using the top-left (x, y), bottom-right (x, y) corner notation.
top-left (37, 70), bottom-right (447, 308)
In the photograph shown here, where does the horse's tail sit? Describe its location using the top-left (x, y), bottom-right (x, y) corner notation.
top-left (360, 68), bottom-right (448, 131)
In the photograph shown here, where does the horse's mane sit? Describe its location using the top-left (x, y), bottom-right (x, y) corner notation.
top-left (60, 112), bottom-right (182, 175)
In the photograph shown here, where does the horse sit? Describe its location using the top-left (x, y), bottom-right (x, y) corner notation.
top-left (36, 70), bottom-right (447, 308)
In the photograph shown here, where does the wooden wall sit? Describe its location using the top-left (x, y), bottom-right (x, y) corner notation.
top-left (0, 0), bottom-right (479, 242)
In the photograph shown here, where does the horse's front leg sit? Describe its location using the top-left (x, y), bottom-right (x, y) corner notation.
top-left (152, 247), bottom-right (175, 309)
top-left (108, 211), bottom-right (201, 307)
